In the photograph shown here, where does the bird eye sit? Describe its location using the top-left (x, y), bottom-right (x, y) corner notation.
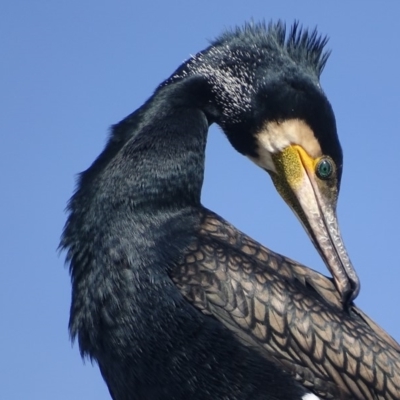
top-left (316, 158), bottom-right (333, 180)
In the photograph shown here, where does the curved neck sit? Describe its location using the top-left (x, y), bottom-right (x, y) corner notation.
top-left (82, 79), bottom-right (211, 215)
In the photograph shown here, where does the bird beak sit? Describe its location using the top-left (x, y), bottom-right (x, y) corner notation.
top-left (269, 145), bottom-right (360, 306)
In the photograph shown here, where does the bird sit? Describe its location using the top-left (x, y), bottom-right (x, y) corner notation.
top-left (61, 22), bottom-right (400, 400)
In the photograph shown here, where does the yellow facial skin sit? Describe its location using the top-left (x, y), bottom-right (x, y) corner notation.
top-left (269, 145), bottom-right (359, 305)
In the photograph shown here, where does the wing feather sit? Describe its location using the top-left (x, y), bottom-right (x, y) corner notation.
top-left (172, 210), bottom-right (400, 400)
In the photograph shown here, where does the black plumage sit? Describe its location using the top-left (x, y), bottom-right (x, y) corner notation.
top-left (61, 22), bottom-right (400, 399)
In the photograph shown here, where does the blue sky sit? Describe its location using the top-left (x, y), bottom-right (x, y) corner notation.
top-left (1, 1), bottom-right (400, 399)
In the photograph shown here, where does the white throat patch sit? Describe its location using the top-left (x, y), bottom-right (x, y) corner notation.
top-left (248, 119), bottom-right (322, 172)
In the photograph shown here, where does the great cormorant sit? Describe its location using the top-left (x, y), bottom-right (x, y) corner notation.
top-left (61, 22), bottom-right (400, 399)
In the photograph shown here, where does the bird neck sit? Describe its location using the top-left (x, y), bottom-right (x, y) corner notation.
top-left (63, 80), bottom-right (212, 344)
top-left (95, 79), bottom-right (211, 212)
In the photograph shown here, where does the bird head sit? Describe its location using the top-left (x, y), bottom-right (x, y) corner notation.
top-left (169, 22), bottom-right (359, 305)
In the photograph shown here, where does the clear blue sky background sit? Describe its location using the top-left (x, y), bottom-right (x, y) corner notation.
top-left (1, 2), bottom-right (400, 399)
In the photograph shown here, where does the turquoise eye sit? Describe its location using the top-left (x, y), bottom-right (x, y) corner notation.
top-left (316, 158), bottom-right (333, 179)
